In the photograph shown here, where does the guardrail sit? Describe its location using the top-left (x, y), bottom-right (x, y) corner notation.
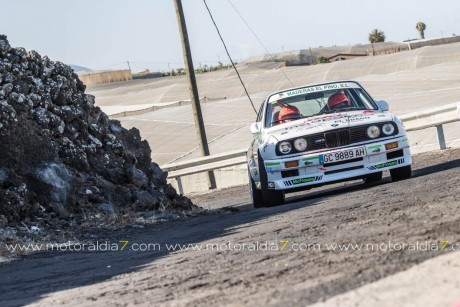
top-left (161, 149), bottom-right (247, 194)
top-left (400, 103), bottom-right (460, 149)
top-left (161, 103), bottom-right (460, 194)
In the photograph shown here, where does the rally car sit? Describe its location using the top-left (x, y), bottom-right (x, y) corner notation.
top-left (247, 80), bottom-right (412, 208)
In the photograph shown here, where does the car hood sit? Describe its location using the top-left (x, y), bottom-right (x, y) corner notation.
top-left (266, 110), bottom-right (394, 141)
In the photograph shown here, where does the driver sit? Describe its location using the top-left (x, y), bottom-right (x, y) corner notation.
top-left (278, 105), bottom-right (301, 123)
top-left (327, 92), bottom-right (351, 111)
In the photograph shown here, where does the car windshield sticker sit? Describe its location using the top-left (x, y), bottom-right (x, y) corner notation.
top-left (269, 82), bottom-right (360, 104)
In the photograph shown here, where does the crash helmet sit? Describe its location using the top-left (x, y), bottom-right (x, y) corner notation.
top-left (327, 92), bottom-right (350, 110)
top-left (278, 105), bottom-right (301, 122)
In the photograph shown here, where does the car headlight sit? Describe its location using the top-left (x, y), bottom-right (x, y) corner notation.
top-left (382, 123), bottom-right (395, 135)
top-left (293, 138), bottom-right (307, 151)
top-left (367, 125), bottom-right (380, 138)
top-left (279, 141), bottom-right (292, 154)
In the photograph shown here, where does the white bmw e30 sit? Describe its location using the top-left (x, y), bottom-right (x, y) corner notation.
top-left (247, 80), bottom-right (412, 208)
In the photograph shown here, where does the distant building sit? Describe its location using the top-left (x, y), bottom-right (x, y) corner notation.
top-left (327, 53), bottom-right (367, 62)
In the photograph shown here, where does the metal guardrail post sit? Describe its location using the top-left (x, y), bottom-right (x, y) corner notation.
top-left (176, 177), bottom-right (184, 195)
top-left (436, 125), bottom-right (447, 150)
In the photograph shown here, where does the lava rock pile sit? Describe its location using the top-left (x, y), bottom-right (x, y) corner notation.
top-left (0, 35), bottom-right (194, 227)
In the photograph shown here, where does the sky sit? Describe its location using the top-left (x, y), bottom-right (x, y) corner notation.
top-left (1, 0), bottom-right (459, 73)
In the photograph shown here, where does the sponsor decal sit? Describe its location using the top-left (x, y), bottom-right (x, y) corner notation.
top-left (302, 156), bottom-right (319, 161)
top-left (302, 156), bottom-right (319, 165)
top-left (304, 115), bottom-right (338, 123)
top-left (367, 145), bottom-right (381, 153)
top-left (284, 176), bottom-right (323, 186)
top-left (368, 158), bottom-right (405, 170)
top-left (295, 113), bottom-right (373, 127)
top-left (269, 82), bottom-right (360, 103)
top-left (348, 115), bottom-right (371, 122)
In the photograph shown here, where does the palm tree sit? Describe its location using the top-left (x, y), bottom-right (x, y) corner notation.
top-left (368, 29), bottom-right (386, 55)
top-left (416, 22), bottom-right (426, 39)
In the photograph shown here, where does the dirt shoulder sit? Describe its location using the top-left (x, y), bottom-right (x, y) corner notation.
top-left (1, 148), bottom-right (460, 306)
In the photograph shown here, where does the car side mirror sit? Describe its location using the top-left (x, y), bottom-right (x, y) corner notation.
top-left (250, 122), bottom-right (260, 134)
top-left (376, 100), bottom-right (389, 111)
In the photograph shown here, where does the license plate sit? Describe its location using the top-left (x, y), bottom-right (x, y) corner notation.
top-left (321, 147), bottom-right (366, 164)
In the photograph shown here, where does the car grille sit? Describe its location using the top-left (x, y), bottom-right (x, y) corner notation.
top-left (325, 130), bottom-right (350, 147)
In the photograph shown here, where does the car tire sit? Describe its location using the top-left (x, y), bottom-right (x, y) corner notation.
top-left (248, 168), bottom-right (264, 208)
top-left (258, 153), bottom-right (285, 207)
top-left (390, 165), bottom-right (412, 181)
top-left (363, 171), bottom-right (383, 184)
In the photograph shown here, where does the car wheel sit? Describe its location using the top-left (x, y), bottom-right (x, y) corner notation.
top-left (248, 168), bottom-right (264, 208)
top-left (363, 171), bottom-right (383, 184)
top-left (390, 165), bottom-right (412, 181)
top-left (258, 153), bottom-right (285, 207)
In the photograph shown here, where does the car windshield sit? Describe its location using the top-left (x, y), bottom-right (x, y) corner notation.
top-left (264, 82), bottom-right (378, 128)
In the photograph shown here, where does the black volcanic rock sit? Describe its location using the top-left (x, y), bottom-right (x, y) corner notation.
top-left (0, 35), bottom-right (194, 226)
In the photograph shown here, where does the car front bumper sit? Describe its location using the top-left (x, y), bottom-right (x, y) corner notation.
top-left (263, 136), bottom-right (412, 190)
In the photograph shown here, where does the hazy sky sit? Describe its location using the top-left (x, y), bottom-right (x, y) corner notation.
top-left (1, 0), bottom-right (459, 72)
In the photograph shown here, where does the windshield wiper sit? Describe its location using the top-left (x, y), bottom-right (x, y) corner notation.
top-left (315, 107), bottom-right (366, 115)
top-left (338, 107), bottom-right (366, 112)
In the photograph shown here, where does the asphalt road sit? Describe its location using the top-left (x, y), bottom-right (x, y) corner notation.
top-left (1, 148), bottom-right (460, 306)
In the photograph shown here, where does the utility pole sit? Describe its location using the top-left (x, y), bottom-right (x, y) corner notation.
top-left (173, 0), bottom-right (216, 190)
top-left (127, 61), bottom-right (131, 71)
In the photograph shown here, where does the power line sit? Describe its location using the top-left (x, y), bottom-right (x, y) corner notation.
top-left (227, 0), bottom-right (294, 87)
top-left (202, 0), bottom-right (257, 114)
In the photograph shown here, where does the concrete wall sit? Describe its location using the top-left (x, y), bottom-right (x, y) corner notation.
top-left (373, 44), bottom-right (410, 55)
top-left (407, 36), bottom-right (460, 50)
top-left (78, 69), bottom-right (132, 86)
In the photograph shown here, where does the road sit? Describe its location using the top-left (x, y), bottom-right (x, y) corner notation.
top-left (1, 148), bottom-right (460, 306)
